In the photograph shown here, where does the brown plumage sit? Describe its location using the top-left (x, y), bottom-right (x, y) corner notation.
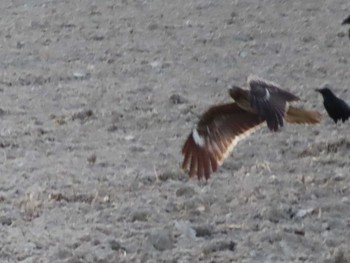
top-left (182, 75), bottom-right (321, 180)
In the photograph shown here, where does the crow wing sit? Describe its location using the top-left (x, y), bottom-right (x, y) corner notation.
top-left (248, 76), bottom-right (299, 131)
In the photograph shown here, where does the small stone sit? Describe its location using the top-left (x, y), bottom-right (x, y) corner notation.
top-left (193, 224), bottom-right (213, 237)
top-left (107, 124), bottom-right (118, 132)
top-left (91, 34), bottom-right (104, 41)
top-left (284, 227), bottom-right (305, 236)
top-left (294, 229), bottom-right (305, 236)
top-left (51, 115), bottom-right (66, 126)
top-left (169, 94), bottom-right (187, 105)
top-left (233, 32), bottom-right (253, 42)
top-left (333, 174), bottom-right (345, 181)
top-left (158, 171), bottom-right (185, 182)
top-left (148, 23), bottom-right (158, 30)
top-left (203, 240), bottom-right (236, 254)
top-left (337, 32), bottom-right (346, 38)
top-left (165, 201), bottom-right (180, 213)
top-left (129, 146), bottom-right (145, 153)
top-left (109, 240), bottom-right (122, 251)
top-left (124, 135), bottom-right (135, 141)
top-left (92, 239), bottom-right (100, 246)
top-left (295, 208), bottom-right (315, 218)
top-left (73, 71), bottom-right (87, 79)
top-left (72, 109), bottom-right (94, 122)
top-left (130, 210), bottom-right (152, 222)
top-left (149, 61), bottom-right (161, 69)
top-left (239, 51), bottom-right (247, 58)
top-left (147, 230), bottom-right (174, 251)
top-left (261, 206), bottom-right (289, 223)
top-left (65, 256), bottom-right (84, 263)
top-left (176, 186), bottom-right (196, 198)
top-left (0, 216), bottom-right (12, 226)
top-left (16, 41), bottom-right (25, 49)
top-left (260, 230), bottom-right (282, 244)
top-left (55, 248), bottom-right (72, 260)
top-left (301, 35), bottom-right (315, 43)
top-left (174, 220), bottom-right (196, 240)
top-left (341, 197), bottom-right (350, 204)
top-left (87, 154), bottom-right (97, 165)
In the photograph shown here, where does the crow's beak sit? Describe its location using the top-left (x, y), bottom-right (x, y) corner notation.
top-left (315, 89), bottom-right (321, 93)
top-left (342, 15), bottom-right (350, 25)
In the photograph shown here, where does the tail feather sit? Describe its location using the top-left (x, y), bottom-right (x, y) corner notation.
top-left (286, 106), bottom-right (321, 124)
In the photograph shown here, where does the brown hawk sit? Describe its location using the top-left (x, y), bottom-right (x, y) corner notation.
top-left (182, 75), bottom-right (321, 180)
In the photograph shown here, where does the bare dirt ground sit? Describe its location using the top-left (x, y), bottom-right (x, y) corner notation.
top-left (0, 0), bottom-right (349, 262)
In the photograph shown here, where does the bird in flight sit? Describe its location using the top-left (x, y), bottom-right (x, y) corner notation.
top-left (316, 85), bottom-right (350, 123)
top-left (181, 75), bottom-right (321, 180)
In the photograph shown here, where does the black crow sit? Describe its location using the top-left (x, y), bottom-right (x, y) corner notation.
top-left (342, 15), bottom-right (350, 25)
top-left (342, 15), bottom-right (350, 38)
top-left (316, 85), bottom-right (350, 123)
top-left (182, 75), bottom-right (321, 180)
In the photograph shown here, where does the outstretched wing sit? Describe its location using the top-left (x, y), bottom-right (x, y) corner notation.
top-left (248, 75), bottom-right (299, 131)
top-left (182, 103), bottom-right (264, 180)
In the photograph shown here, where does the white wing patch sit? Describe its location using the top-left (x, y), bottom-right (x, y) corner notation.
top-left (192, 128), bottom-right (205, 147)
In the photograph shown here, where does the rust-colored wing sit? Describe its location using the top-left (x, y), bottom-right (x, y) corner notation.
top-left (285, 106), bottom-right (321, 124)
top-left (248, 75), bottom-right (299, 131)
top-left (182, 103), bottom-right (264, 180)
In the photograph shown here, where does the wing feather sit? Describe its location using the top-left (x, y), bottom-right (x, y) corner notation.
top-left (248, 75), bottom-right (299, 131)
top-left (181, 103), bottom-right (264, 180)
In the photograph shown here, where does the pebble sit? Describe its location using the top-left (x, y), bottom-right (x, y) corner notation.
top-left (193, 224), bottom-right (214, 238)
top-left (174, 220), bottom-right (196, 240)
top-left (158, 171), bottom-right (185, 182)
top-left (147, 229), bottom-right (174, 251)
top-left (0, 215), bottom-right (13, 226)
top-left (72, 109), bottom-right (94, 122)
top-left (73, 71), bottom-right (88, 79)
top-left (202, 240), bottom-right (236, 254)
top-left (261, 206), bottom-right (289, 223)
top-left (169, 94), bottom-right (188, 105)
top-left (130, 209), bottom-right (152, 222)
top-left (109, 240), bottom-right (123, 251)
top-left (176, 186), bottom-right (196, 198)
top-left (295, 208), bottom-right (315, 218)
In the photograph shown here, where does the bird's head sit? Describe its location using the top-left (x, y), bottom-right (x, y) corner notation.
top-left (315, 85), bottom-right (335, 97)
top-left (342, 15), bottom-right (350, 25)
top-left (229, 85), bottom-right (245, 100)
